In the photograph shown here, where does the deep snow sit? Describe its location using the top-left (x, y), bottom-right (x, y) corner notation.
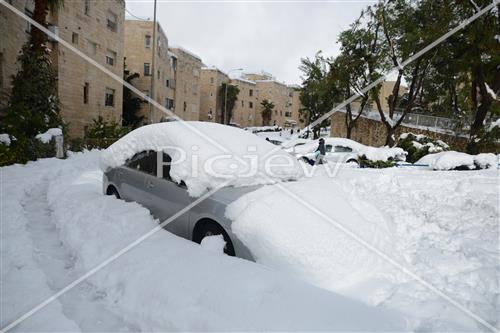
top-left (227, 166), bottom-right (500, 331)
top-left (1, 151), bottom-right (405, 331)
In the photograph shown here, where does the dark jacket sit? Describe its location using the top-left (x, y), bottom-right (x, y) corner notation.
top-left (316, 141), bottom-right (326, 155)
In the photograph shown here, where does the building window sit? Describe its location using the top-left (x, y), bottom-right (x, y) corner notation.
top-left (83, 82), bottom-right (89, 104)
top-left (144, 63), bottom-right (151, 76)
top-left (285, 111), bottom-right (292, 117)
top-left (25, 9), bottom-right (33, 33)
top-left (166, 79), bottom-right (169, 87)
top-left (105, 88), bottom-right (115, 107)
top-left (145, 35), bottom-right (151, 48)
top-left (166, 98), bottom-right (174, 110)
top-left (157, 70), bottom-right (160, 80)
top-left (107, 11), bottom-right (117, 32)
top-left (249, 101), bottom-right (253, 108)
top-left (249, 89), bottom-right (253, 97)
top-left (241, 100), bottom-right (244, 107)
top-left (210, 77), bottom-right (214, 84)
top-left (72, 32), bottom-right (79, 45)
top-left (106, 49), bottom-right (116, 66)
top-left (183, 101), bottom-right (187, 112)
top-left (84, 0), bottom-right (90, 15)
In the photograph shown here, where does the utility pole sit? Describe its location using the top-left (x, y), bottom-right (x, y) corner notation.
top-left (149, 0), bottom-right (157, 123)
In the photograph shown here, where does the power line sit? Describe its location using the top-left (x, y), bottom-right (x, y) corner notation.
top-left (125, 8), bottom-right (149, 21)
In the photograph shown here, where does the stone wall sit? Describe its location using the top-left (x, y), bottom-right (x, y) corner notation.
top-left (330, 112), bottom-right (468, 150)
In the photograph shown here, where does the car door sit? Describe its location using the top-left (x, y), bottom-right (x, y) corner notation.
top-left (144, 152), bottom-right (193, 238)
top-left (331, 145), bottom-right (354, 163)
top-left (118, 150), bottom-right (156, 203)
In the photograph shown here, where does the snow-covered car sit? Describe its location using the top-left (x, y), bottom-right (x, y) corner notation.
top-left (281, 138), bottom-right (312, 153)
top-left (293, 137), bottom-right (365, 164)
top-left (100, 122), bottom-right (303, 260)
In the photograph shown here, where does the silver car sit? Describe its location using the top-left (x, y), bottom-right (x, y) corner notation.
top-left (103, 150), bottom-right (257, 260)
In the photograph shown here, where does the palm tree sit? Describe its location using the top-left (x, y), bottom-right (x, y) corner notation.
top-left (32, 0), bottom-right (64, 52)
top-left (260, 99), bottom-right (275, 126)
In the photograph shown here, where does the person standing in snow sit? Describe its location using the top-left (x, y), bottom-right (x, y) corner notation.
top-left (315, 138), bottom-right (326, 165)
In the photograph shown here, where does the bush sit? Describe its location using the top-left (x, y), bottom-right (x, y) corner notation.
top-left (358, 155), bottom-right (396, 168)
top-left (0, 136), bottom-right (56, 166)
top-left (84, 116), bottom-right (129, 149)
top-left (397, 133), bottom-right (449, 163)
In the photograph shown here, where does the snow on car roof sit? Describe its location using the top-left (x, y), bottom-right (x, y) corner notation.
top-left (100, 121), bottom-right (303, 197)
top-left (293, 137), bottom-right (365, 155)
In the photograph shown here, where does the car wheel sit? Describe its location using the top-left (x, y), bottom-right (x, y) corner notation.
top-left (195, 221), bottom-right (235, 256)
top-left (106, 186), bottom-right (120, 199)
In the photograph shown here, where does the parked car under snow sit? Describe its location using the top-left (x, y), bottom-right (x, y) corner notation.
top-left (100, 122), bottom-right (303, 259)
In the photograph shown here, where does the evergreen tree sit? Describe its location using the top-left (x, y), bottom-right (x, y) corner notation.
top-left (219, 83), bottom-right (240, 125)
top-left (260, 99), bottom-right (275, 126)
top-left (2, 0), bottom-right (65, 153)
top-left (299, 52), bottom-right (333, 139)
top-left (122, 61), bottom-right (145, 129)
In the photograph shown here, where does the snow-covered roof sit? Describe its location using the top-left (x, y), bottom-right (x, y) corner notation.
top-left (232, 77), bottom-right (256, 85)
top-left (100, 122), bottom-right (303, 197)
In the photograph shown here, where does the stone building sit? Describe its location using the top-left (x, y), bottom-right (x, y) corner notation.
top-left (124, 19), bottom-right (173, 124)
top-left (199, 66), bottom-right (229, 123)
top-left (242, 72), bottom-right (300, 127)
top-left (230, 77), bottom-right (257, 128)
top-left (0, 0), bottom-right (126, 137)
top-left (169, 46), bottom-right (202, 121)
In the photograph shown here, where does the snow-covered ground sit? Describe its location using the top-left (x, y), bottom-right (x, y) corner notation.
top-left (2, 150), bottom-right (498, 331)
top-left (1, 151), bottom-right (405, 331)
top-left (228, 165), bottom-right (499, 331)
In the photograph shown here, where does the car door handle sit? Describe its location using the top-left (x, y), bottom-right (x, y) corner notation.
top-left (147, 181), bottom-right (155, 188)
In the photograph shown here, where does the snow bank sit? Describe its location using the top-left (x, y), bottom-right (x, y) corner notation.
top-left (42, 152), bottom-right (404, 331)
top-left (100, 122), bottom-right (303, 197)
top-left (0, 133), bottom-right (12, 145)
top-left (417, 151), bottom-right (498, 170)
top-left (35, 128), bottom-right (62, 143)
top-left (226, 166), bottom-right (500, 331)
top-left (200, 235), bottom-right (226, 254)
top-left (358, 146), bottom-right (407, 162)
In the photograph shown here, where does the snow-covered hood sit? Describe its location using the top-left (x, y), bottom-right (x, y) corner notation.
top-left (100, 122), bottom-right (303, 197)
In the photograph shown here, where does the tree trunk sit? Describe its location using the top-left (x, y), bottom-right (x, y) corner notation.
top-left (32, 0), bottom-right (49, 53)
top-left (346, 123), bottom-right (352, 139)
top-left (385, 125), bottom-right (395, 147)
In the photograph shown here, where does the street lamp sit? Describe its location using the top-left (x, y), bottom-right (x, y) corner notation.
top-left (149, 0), bottom-right (157, 124)
top-left (224, 68), bottom-right (243, 125)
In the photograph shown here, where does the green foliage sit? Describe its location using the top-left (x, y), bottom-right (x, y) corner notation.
top-left (298, 52), bottom-right (333, 138)
top-left (84, 116), bottom-right (129, 149)
top-left (260, 99), bottom-right (275, 126)
top-left (0, 136), bottom-right (56, 167)
top-left (219, 83), bottom-right (240, 125)
top-left (397, 133), bottom-right (449, 163)
top-left (358, 155), bottom-right (395, 169)
top-left (122, 61), bottom-right (145, 128)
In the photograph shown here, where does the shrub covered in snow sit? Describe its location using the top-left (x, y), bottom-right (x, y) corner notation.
top-left (358, 146), bottom-right (407, 168)
top-left (416, 151), bottom-right (498, 170)
top-left (397, 133), bottom-right (449, 163)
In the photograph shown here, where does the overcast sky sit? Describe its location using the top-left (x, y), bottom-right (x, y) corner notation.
top-left (125, 0), bottom-right (374, 85)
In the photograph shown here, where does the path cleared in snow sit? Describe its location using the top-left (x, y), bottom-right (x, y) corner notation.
top-left (23, 179), bottom-right (136, 332)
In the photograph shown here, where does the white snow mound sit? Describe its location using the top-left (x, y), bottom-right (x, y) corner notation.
top-left (100, 122), bottom-right (303, 197)
top-left (200, 235), bottom-right (226, 254)
top-left (417, 151), bottom-right (498, 170)
top-left (35, 128), bottom-right (62, 143)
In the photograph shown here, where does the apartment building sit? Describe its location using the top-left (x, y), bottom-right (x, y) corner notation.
top-left (169, 46), bottom-right (202, 121)
top-left (242, 72), bottom-right (300, 127)
top-left (124, 19), bottom-right (174, 124)
top-left (0, 0), bottom-right (126, 137)
top-left (199, 66), bottom-right (229, 123)
top-left (230, 77), bottom-right (257, 127)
